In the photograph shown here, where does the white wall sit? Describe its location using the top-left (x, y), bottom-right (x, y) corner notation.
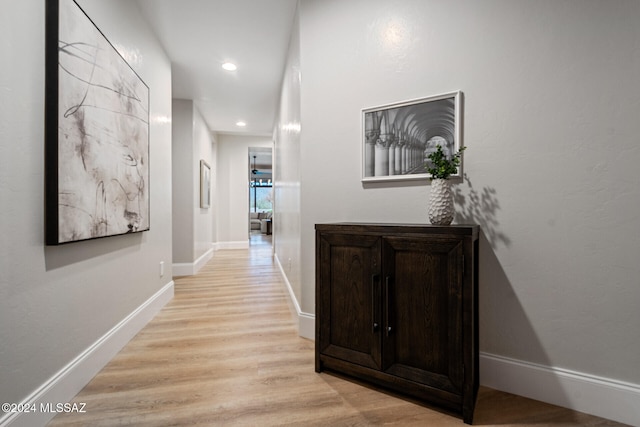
top-left (292, 0), bottom-right (640, 424)
top-left (193, 111), bottom-right (215, 260)
top-left (274, 8), bottom-right (303, 319)
top-left (171, 99), bottom-right (215, 270)
top-left (172, 99), bottom-right (195, 263)
top-left (216, 134), bottom-right (272, 247)
top-left (0, 0), bottom-right (173, 425)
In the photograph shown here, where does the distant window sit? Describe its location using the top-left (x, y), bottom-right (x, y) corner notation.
top-left (250, 182), bottom-right (272, 212)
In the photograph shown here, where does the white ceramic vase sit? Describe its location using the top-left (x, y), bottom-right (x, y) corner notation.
top-left (428, 178), bottom-right (454, 225)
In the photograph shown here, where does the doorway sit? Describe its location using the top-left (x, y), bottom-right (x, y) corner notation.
top-left (248, 147), bottom-right (273, 247)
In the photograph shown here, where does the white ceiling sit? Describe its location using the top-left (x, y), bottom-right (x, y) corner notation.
top-left (136, 0), bottom-right (298, 136)
top-left (250, 147), bottom-right (273, 177)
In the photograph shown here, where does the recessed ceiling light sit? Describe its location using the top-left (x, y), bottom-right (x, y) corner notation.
top-left (236, 121), bottom-right (246, 127)
top-left (222, 62), bottom-right (237, 71)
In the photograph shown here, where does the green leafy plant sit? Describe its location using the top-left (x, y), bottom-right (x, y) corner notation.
top-left (425, 145), bottom-right (466, 179)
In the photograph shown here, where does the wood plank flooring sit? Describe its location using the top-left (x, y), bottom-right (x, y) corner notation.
top-left (49, 234), bottom-right (628, 426)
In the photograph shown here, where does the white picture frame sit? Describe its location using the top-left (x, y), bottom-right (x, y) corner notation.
top-left (200, 160), bottom-right (211, 209)
top-left (362, 91), bottom-right (462, 183)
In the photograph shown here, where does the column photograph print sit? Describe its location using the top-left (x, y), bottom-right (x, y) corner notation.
top-left (362, 91), bottom-right (462, 183)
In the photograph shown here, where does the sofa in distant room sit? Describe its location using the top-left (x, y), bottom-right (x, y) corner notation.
top-left (249, 211), bottom-right (272, 233)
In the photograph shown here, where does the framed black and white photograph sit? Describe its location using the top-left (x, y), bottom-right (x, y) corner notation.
top-left (200, 160), bottom-right (211, 209)
top-left (362, 91), bottom-right (462, 182)
top-left (45, 0), bottom-right (150, 245)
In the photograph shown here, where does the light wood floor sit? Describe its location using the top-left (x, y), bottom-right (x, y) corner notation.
top-left (49, 234), bottom-right (627, 426)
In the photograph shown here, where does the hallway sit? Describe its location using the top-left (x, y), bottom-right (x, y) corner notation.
top-left (48, 245), bottom-right (625, 426)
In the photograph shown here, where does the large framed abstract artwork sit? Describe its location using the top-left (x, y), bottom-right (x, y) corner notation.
top-left (362, 91), bottom-right (462, 183)
top-left (45, 0), bottom-right (150, 245)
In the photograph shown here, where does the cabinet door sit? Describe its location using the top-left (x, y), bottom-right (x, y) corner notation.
top-left (381, 235), bottom-right (464, 395)
top-left (317, 232), bottom-right (382, 370)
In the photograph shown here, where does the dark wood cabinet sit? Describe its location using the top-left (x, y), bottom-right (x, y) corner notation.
top-left (315, 223), bottom-right (479, 424)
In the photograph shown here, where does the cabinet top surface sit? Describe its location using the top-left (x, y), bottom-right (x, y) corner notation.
top-left (315, 222), bottom-right (479, 237)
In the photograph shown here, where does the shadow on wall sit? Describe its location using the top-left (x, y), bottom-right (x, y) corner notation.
top-left (44, 232), bottom-right (144, 271)
top-left (452, 174), bottom-right (573, 422)
top-left (453, 173), bottom-right (511, 250)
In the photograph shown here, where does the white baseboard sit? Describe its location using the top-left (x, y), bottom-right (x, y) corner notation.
top-left (260, 263), bottom-right (640, 426)
top-left (480, 352), bottom-right (640, 426)
top-left (172, 247), bottom-right (214, 276)
top-left (213, 240), bottom-right (249, 250)
top-left (298, 311), bottom-right (315, 341)
top-left (0, 281), bottom-right (174, 427)
top-left (274, 254), bottom-right (315, 340)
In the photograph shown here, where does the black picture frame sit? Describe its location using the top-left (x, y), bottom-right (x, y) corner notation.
top-left (45, 0), bottom-right (150, 245)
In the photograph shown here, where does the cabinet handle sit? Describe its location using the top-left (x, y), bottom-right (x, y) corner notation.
top-left (372, 274), bottom-right (380, 333)
top-left (385, 275), bottom-right (392, 336)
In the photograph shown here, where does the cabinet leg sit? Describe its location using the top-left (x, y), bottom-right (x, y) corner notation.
top-left (463, 408), bottom-right (474, 425)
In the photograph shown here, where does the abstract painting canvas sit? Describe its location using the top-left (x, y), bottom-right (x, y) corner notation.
top-left (45, 0), bottom-right (150, 245)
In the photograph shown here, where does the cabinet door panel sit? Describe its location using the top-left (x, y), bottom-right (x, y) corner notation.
top-left (382, 236), bottom-right (464, 393)
top-left (317, 233), bottom-right (381, 369)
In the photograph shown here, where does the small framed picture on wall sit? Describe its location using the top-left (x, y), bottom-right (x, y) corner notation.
top-left (200, 160), bottom-right (211, 209)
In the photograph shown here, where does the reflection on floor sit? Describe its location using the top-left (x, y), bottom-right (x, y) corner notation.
top-left (250, 230), bottom-right (272, 248)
